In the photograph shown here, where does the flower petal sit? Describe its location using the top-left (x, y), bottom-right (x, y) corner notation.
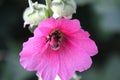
top-left (69, 30), bottom-right (98, 56)
top-left (58, 38), bottom-right (92, 80)
top-left (20, 37), bottom-right (59, 80)
top-left (34, 18), bottom-right (81, 37)
top-left (78, 39), bottom-right (98, 56)
top-left (38, 17), bottom-right (56, 29)
top-left (34, 17), bottom-right (56, 37)
top-left (36, 47), bottom-right (59, 80)
top-left (19, 37), bottom-right (46, 70)
top-left (58, 18), bottom-right (81, 34)
top-left (34, 26), bottom-right (53, 37)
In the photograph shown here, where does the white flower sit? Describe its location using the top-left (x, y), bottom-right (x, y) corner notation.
top-left (23, 0), bottom-right (48, 29)
top-left (51, 0), bottom-right (76, 19)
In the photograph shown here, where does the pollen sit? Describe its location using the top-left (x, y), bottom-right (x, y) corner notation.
top-left (47, 30), bottom-right (63, 50)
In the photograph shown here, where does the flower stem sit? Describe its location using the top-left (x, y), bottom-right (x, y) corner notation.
top-left (45, 0), bottom-right (51, 9)
top-left (45, 0), bottom-right (53, 17)
top-left (28, 0), bottom-right (34, 12)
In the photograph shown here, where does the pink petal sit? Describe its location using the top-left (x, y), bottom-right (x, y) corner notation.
top-left (70, 30), bottom-right (98, 56)
top-left (57, 18), bottom-right (81, 34)
top-left (34, 27), bottom-right (53, 37)
top-left (78, 39), bottom-right (98, 56)
top-left (58, 38), bottom-right (92, 80)
top-left (38, 17), bottom-right (56, 29)
top-left (36, 47), bottom-right (59, 80)
top-left (63, 29), bottom-right (90, 39)
top-left (34, 17), bottom-right (57, 37)
top-left (19, 37), bottom-right (46, 70)
top-left (34, 17), bottom-right (82, 37)
top-left (20, 37), bottom-right (59, 80)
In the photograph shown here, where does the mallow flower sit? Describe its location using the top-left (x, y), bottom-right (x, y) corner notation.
top-left (23, 0), bottom-right (48, 31)
top-left (51, 0), bottom-right (76, 19)
top-left (20, 17), bottom-right (98, 80)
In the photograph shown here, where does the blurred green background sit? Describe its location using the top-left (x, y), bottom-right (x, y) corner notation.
top-left (0, 0), bottom-right (120, 80)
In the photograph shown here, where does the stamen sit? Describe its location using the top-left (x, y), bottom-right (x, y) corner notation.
top-left (46, 30), bottom-right (62, 50)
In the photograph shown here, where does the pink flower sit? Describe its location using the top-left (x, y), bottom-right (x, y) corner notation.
top-left (20, 17), bottom-right (98, 80)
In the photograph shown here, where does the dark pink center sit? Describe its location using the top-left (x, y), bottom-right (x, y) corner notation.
top-left (46, 30), bottom-right (62, 50)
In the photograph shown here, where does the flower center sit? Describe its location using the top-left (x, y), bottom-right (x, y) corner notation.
top-left (46, 30), bottom-right (62, 50)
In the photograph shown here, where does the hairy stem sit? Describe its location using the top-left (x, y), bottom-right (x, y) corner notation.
top-left (45, 0), bottom-right (53, 17)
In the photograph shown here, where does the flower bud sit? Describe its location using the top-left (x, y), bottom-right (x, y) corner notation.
top-left (23, 0), bottom-right (48, 31)
top-left (51, 0), bottom-right (76, 19)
